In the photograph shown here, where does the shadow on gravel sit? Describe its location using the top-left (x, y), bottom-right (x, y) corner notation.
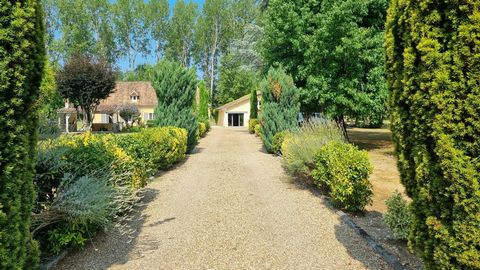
top-left (283, 175), bottom-right (394, 269)
top-left (54, 188), bottom-right (161, 270)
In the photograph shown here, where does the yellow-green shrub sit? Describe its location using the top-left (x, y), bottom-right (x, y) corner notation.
top-left (272, 130), bottom-right (288, 155)
top-left (254, 124), bottom-right (261, 137)
top-left (312, 141), bottom-right (373, 212)
top-left (198, 122), bottom-right (207, 138)
top-left (34, 127), bottom-right (187, 256)
top-left (249, 119), bottom-right (259, 134)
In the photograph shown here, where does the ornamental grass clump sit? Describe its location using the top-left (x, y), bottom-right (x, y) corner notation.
top-left (281, 120), bottom-right (344, 179)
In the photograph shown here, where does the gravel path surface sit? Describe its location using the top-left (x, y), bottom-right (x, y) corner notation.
top-left (55, 127), bottom-right (390, 270)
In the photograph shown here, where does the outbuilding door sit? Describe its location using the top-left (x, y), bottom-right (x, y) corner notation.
top-left (228, 113), bottom-right (244, 127)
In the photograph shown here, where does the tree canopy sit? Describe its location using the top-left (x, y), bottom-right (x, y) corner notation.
top-left (56, 55), bottom-right (116, 130)
top-left (262, 0), bottom-right (388, 130)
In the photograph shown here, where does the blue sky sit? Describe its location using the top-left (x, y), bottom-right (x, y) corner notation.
top-left (117, 0), bottom-right (204, 72)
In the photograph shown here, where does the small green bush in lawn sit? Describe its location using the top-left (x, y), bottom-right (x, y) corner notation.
top-left (281, 120), bottom-right (344, 179)
top-left (248, 119), bottom-right (259, 134)
top-left (272, 130), bottom-right (288, 155)
top-left (254, 124), bottom-right (261, 137)
top-left (383, 192), bottom-right (413, 240)
top-left (312, 141), bottom-right (373, 212)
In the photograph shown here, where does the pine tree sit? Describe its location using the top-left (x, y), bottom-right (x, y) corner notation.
top-left (250, 88), bottom-right (258, 119)
top-left (260, 67), bottom-right (300, 153)
top-left (386, 0), bottom-right (480, 268)
top-left (151, 61), bottom-right (198, 153)
top-left (0, 1), bottom-right (45, 268)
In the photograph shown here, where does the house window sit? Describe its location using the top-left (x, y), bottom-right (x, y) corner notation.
top-left (130, 95), bottom-right (139, 102)
top-left (144, 113), bottom-right (155, 120)
top-left (101, 114), bottom-right (110, 124)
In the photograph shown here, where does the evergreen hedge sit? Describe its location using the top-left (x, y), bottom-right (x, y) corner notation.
top-left (259, 67), bottom-right (300, 153)
top-left (151, 61), bottom-right (198, 153)
top-left (249, 87), bottom-right (258, 119)
top-left (386, 1), bottom-right (480, 268)
top-left (0, 1), bottom-right (45, 268)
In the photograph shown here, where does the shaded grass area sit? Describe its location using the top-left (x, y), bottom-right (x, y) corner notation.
top-left (347, 128), bottom-right (423, 270)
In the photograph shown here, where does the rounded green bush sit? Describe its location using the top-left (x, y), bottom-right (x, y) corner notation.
top-left (272, 130), bottom-right (288, 155)
top-left (254, 124), bottom-right (261, 137)
top-left (312, 141), bottom-right (373, 212)
top-left (248, 119), bottom-right (259, 134)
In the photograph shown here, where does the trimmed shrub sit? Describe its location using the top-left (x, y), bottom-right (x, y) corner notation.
top-left (312, 141), bottom-right (373, 212)
top-left (383, 192), bottom-right (413, 240)
top-left (259, 67), bottom-right (300, 153)
top-left (386, 0), bottom-right (480, 268)
top-left (281, 120), bottom-right (344, 180)
top-left (33, 127), bottom-right (187, 256)
top-left (248, 119), bottom-right (259, 134)
top-left (0, 1), bottom-right (45, 268)
top-left (198, 122), bottom-right (207, 138)
top-left (254, 124), bottom-right (261, 137)
top-left (151, 60), bottom-right (198, 153)
top-left (272, 131), bottom-right (288, 155)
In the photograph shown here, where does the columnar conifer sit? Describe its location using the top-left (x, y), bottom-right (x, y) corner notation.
top-left (386, 1), bottom-right (480, 268)
top-left (0, 1), bottom-right (45, 268)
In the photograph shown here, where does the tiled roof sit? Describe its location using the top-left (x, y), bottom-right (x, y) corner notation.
top-left (99, 81), bottom-right (157, 107)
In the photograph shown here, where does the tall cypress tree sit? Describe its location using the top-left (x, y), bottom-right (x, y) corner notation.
top-left (0, 1), bottom-right (45, 268)
top-left (151, 60), bottom-right (198, 153)
top-left (249, 88), bottom-right (258, 119)
top-left (386, 0), bottom-right (480, 268)
top-left (260, 67), bottom-right (300, 153)
top-left (198, 80), bottom-right (209, 123)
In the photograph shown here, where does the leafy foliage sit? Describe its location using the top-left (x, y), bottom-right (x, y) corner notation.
top-left (0, 1), bottom-right (45, 268)
top-left (259, 67), bottom-right (300, 153)
top-left (383, 192), bottom-right (412, 240)
top-left (56, 54), bottom-right (116, 130)
top-left (34, 127), bottom-right (187, 255)
top-left (151, 60), bottom-right (198, 153)
top-left (119, 104), bottom-right (141, 128)
top-left (216, 54), bottom-right (258, 106)
top-left (248, 119), bottom-right (259, 134)
top-left (312, 141), bottom-right (373, 212)
top-left (385, 0), bottom-right (480, 268)
top-left (271, 131), bottom-right (287, 155)
top-left (262, 0), bottom-right (388, 129)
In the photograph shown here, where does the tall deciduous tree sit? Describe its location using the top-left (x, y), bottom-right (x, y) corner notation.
top-left (166, 0), bottom-right (198, 68)
top-left (386, 0), bottom-right (480, 268)
top-left (262, 0), bottom-right (388, 138)
top-left (0, 0), bottom-right (45, 268)
top-left (216, 54), bottom-right (257, 106)
top-left (146, 0), bottom-right (169, 61)
top-left (112, 0), bottom-right (149, 70)
top-left (151, 60), bottom-right (198, 152)
top-left (195, 0), bottom-right (233, 96)
top-left (56, 55), bottom-right (116, 130)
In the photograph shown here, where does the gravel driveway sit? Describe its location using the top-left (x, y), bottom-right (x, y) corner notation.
top-left (55, 127), bottom-right (390, 270)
